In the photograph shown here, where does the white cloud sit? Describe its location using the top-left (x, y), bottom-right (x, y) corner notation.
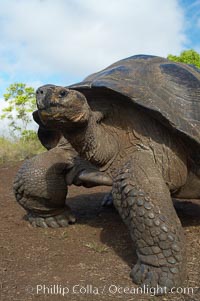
top-left (0, 0), bottom-right (190, 137)
top-left (0, 0), bottom-right (186, 80)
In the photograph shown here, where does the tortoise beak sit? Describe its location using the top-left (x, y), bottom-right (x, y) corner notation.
top-left (36, 85), bottom-right (56, 110)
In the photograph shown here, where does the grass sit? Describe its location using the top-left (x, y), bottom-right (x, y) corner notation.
top-left (84, 242), bottom-right (109, 253)
top-left (0, 136), bottom-right (45, 165)
top-left (60, 230), bottom-right (69, 239)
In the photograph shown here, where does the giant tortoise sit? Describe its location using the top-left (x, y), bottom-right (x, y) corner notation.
top-left (24, 54), bottom-right (200, 291)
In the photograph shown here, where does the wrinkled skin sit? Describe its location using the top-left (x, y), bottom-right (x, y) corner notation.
top-left (36, 83), bottom-right (200, 292)
top-left (13, 112), bottom-right (112, 228)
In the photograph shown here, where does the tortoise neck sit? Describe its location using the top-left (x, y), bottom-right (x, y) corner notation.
top-left (65, 115), bottom-right (118, 170)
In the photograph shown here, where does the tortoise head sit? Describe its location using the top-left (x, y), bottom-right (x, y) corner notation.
top-left (36, 85), bottom-right (90, 129)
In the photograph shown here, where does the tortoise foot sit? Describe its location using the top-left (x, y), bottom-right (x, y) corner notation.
top-left (27, 208), bottom-right (76, 228)
top-left (130, 260), bottom-right (180, 294)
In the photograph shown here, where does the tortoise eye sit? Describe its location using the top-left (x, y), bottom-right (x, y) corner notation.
top-left (59, 90), bottom-right (68, 97)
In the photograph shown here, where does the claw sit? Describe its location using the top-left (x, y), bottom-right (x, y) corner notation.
top-left (45, 217), bottom-right (60, 228)
top-left (55, 214), bottom-right (70, 227)
top-left (31, 220), bottom-right (37, 227)
top-left (68, 214), bottom-right (76, 224)
top-left (26, 208), bottom-right (76, 228)
top-left (36, 218), bottom-right (49, 228)
top-left (56, 218), bottom-right (70, 227)
top-left (131, 260), bottom-right (178, 294)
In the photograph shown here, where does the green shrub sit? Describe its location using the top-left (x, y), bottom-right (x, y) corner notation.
top-left (168, 49), bottom-right (200, 68)
top-left (0, 136), bottom-right (45, 165)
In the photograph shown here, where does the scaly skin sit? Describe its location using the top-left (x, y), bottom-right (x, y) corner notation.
top-left (14, 109), bottom-right (113, 228)
top-left (112, 152), bottom-right (186, 291)
top-left (36, 84), bottom-right (199, 291)
top-left (13, 146), bottom-right (76, 227)
top-left (14, 143), bottom-right (112, 228)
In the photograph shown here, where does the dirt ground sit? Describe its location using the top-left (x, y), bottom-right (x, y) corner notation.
top-left (0, 162), bottom-right (200, 301)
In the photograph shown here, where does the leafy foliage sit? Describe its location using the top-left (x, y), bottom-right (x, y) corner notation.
top-left (1, 83), bottom-right (36, 139)
top-left (167, 49), bottom-right (200, 68)
top-left (0, 136), bottom-right (44, 165)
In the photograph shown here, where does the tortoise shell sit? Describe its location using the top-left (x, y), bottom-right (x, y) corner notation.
top-left (69, 55), bottom-right (200, 148)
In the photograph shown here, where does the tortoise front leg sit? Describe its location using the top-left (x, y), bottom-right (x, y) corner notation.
top-left (14, 148), bottom-right (112, 228)
top-left (13, 148), bottom-right (76, 228)
top-left (112, 151), bottom-right (186, 292)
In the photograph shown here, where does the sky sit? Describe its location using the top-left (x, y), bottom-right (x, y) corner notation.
top-left (0, 0), bottom-right (200, 135)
